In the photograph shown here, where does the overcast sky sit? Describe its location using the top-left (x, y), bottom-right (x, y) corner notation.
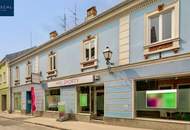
top-left (0, 0), bottom-right (123, 59)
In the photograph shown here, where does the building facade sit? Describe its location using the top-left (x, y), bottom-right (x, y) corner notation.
top-left (9, 0), bottom-right (190, 130)
top-left (0, 61), bottom-right (9, 112)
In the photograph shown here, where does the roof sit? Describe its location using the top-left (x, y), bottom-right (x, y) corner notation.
top-left (0, 47), bottom-right (36, 65)
top-left (10, 0), bottom-right (145, 65)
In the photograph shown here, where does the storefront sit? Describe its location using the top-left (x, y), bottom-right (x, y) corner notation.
top-left (135, 76), bottom-right (190, 121)
top-left (47, 75), bottom-right (105, 120)
top-left (12, 83), bottom-right (44, 115)
top-left (45, 88), bottom-right (60, 111)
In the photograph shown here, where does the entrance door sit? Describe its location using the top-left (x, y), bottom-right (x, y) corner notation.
top-left (2, 95), bottom-right (7, 111)
top-left (95, 86), bottom-right (104, 120)
top-left (26, 91), bottom-right (31, 113)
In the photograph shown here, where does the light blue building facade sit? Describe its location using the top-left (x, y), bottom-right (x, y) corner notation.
top-left (9, 0), bottom-right (190, 129)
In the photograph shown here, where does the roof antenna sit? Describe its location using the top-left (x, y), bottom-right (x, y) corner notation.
top-left (59, 14), bottom-right (67, 31)
top-left (68, 4), bottom-right (78, 26)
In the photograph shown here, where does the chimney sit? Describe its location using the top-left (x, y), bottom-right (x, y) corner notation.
top-left (86, 6), bottom-right (97, 21)
top-left (50, 31), bottom-right (58, 40)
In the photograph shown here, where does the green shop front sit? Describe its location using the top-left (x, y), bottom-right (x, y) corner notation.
top-left (47, 75), bottom-right (104, 121)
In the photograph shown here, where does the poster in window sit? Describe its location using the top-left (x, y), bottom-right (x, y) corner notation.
top-left (80, 94), bottom-right (87, 107)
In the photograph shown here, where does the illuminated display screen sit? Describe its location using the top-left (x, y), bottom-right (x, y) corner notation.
top-left (146, 89), bottom-right (177, 109)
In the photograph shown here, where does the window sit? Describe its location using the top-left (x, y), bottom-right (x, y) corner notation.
top-left (80, 35), bottom-right (98, 69)
top-left (83, 39), bottom-right (96, 61)
top-left (48, 51), bottom-right (56, 71)
top-left (3, 72), bottom-right (6, 83)
top-left (149, 10), bottom-right (172, 44)
top-left (135, 77), bottom-right (190, 122)
top-left (15, 66), bottom-right (20, 81)
top-left (144, 2), bottom-right (179, 59)
top-left (47, 51), bottom-right (57, 78)
top-left (26, 61), bottom-right (32, 77)
top-left (45, 89), bottom-right (60, 111)
top-left (14, 92), bottom-right (21, 111)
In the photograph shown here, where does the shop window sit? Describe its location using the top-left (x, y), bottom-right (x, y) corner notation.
top-left (80, 35), bottom-right (98, 70)
top-left (135, 78), bottom-right (190, 121)
top-left (14, 92), bottom-right (21, 111)
top-left (47, 51), bottom-right (57, 78)
top-left (45, 89), bottom-right (60, 111)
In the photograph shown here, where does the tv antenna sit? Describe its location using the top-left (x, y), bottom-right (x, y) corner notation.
top-left (59, 14), bottom-right (67, 31)
top-left (68, 4), bottom-right (78, 26)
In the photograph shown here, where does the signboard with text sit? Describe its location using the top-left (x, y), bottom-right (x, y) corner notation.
top-left (47, 75), bottom-right (94, 88)
top-left (0, 0), bottom-right (14, 16)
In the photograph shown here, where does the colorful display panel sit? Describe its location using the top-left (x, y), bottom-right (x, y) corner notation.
top-left (146, 89), bottom-right (177, 109)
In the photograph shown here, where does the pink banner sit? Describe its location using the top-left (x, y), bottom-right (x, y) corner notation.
top-left (31, 87), bottom-right (36, 112)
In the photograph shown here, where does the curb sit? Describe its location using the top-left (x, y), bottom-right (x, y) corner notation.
top-left (0, 115), bottom-right (70, 130)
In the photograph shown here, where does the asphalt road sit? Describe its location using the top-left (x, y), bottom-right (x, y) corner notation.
top-left (0, 117), bottom-right (57, 130)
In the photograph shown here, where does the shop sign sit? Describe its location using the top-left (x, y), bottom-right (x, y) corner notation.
top-left (47, 75), bottom-right (94, 88)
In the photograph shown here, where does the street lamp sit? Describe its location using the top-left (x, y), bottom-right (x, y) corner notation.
top-left (103, 46), bottom-right (114, 72)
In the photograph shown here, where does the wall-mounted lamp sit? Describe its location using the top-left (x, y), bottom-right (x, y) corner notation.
top-left (103, 46), bottom-right (114, 72)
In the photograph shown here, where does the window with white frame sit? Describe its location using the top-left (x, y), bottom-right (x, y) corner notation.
top-left (80, 35), bottom-right (98, 70)
top-left (145, 3), bottom-right (179, 45)
top-left (48, 51), bottom-right (56, 71)
top-left (149, 10), bottom-right (172, 43)
top-left (83, 37), bottom-right (97, 62)
top-left (26, 61), bottom-right (32, 77)
top-left (15, 66), bottom-right (20, 81)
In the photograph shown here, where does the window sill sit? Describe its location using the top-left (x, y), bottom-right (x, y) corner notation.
top-left (80, 59), bottom-right (98, 70)
top-left (144, 37), bottom-right (180, 59)
top-left (47, 69), bottom-right (57, 79)
top-left (14, 80), bottom-right (20, 86)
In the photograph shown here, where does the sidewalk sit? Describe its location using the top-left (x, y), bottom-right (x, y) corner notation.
top-left (0, 112), bottom-right (153, 130)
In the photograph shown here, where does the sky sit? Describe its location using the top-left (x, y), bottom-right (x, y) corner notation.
top-left (0, 0), bottom-right (123, 59)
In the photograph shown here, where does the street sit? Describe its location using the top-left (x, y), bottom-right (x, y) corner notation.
top-left (0, 117), bottom-right (57, 130)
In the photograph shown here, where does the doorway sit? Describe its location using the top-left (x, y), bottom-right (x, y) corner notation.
top-left (95, 86), bottom-right (104, 120)
top-left (26, 91), bottom-right (31, 113)
top-left (78, 86), bottom-right (104, 120)
top-left (2, 95), bottom-right (7, 111)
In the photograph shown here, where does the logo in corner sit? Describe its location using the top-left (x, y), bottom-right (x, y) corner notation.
top-left (0, 0), bottom-right (14, 16)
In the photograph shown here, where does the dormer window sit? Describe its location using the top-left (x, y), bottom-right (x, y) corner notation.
top-left (47, 51), bottom-right (57, 78)
top-left (80, 35), bottom-right (98, 70)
